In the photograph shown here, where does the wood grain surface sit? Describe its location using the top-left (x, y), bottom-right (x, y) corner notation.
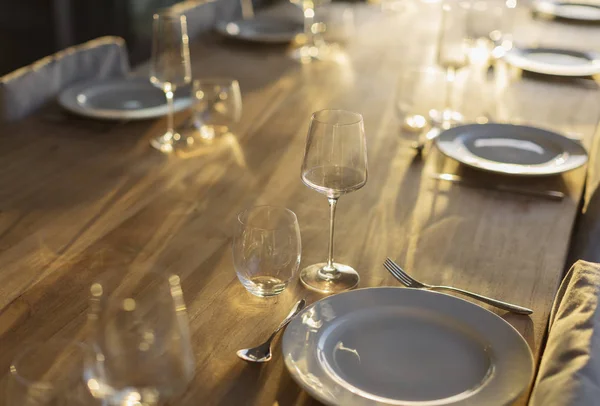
top-left (0, 2), bottom-right (599, 405)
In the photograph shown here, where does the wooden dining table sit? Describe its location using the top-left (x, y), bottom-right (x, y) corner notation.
top-left (1, 1), bottom-right (600, 405)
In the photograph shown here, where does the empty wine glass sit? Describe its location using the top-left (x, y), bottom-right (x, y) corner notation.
top-left (6, 340), bottom-right (102, 405)
top-left (192, 78), bottom-right (242, 140)
top-left (435, 1), bottom-right (470, 129)
top-left (149, 12), bottom-right (192, 153)
top-left (300, 110), bottom-right (367, 293)
top-left (233, 206), bottom-right (301, 297)
top-left (86, 270), bottom-right (195, 405)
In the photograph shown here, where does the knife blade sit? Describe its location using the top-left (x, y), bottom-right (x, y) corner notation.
top-left (430, 173), bottom-right (565, 201)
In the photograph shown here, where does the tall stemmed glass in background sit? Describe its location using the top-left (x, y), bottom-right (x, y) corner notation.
top-left (300, 110), bottom-right (367, 293)
top-left (290, 0), bottom-right (327, 63)
top-left (149, 12), bottom-right (192, 153)
top-left (435, 1), bottom-right (470, 129)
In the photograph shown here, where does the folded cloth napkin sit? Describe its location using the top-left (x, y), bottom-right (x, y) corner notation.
top-left (529, 260), bottom-right (600, 406)
top-left (0, 36), bottom-right (129, 123)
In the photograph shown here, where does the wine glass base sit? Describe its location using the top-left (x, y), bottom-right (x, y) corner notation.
top-left (290, 44), bottom-right (325, 63)
top-left (300, 263), bottom-right (360, 294)
top-left (429, 110), bottom-right (464, 129)
top-left (150, 131), bottom-right (194, 153)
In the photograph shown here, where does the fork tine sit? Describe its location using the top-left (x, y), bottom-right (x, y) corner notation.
top-left (384, 260), bottom-right (412, 287)
top-left (385, 258), bottom-right (419, 285)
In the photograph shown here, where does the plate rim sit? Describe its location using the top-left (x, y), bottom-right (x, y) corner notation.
top-left (57, 76), bottom-right (192, 121)
top-left (534, 1), bottom-right (600, 22)
top-left (503, 46), bottom-right (600, 77)
top-left (282, 286), bottom-right (534, 406)
top-left (435, 123), bottom-right (588, 176)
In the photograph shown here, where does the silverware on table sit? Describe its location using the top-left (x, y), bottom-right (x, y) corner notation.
top-left (383, 258), bottom-right (533, 315)
top-left (236, 299), bottom-right (307, 363)
top-left (431, 172), bottom-right (565, 201)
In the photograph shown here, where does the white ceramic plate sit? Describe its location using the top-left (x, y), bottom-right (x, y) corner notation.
top-left (215, 18), bottom-right (302, 43)
top-left (534, 1), bottom-right (600, 22)
top-left (503, 47), bottom-right (600, 76)
top-left (282, 287), bottom-right (534, 406)
top-left (435, 123), bottom-right (588, 176)
top-left (58, 77), bottom-right (192, 120)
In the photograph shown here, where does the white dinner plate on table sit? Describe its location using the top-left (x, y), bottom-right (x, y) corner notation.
top-left (503, 47), bottom-right (600, 76)
top-left (435, 123), bottom-right (588, 176)
top-left (282, 287), bottom-right (534, 406)
top-left (58, 77), bottom-right (192, 120)
top-left (215, 18), bottom-right (302, 43)
top-left (533, 1), bottom-right (600, 22)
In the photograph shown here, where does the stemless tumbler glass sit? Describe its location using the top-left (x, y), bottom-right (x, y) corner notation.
top-left (395, 68), bottom-right (447, 144)
top-left (192, 78), bottom-right (242, 140)
top-left (300, 109), bottom-right (367, 294)
top-left (6, 340), bottom-right (101, 406)
top-left (233, 206), bottom-right (302, 297)
top-left (87, 270), bottom-right (195, 405)
top-left (149, 12), bottom-right (192, 153)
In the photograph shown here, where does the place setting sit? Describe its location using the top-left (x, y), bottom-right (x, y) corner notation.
top-left (503, 0), bottom-right (600, 77)
top-left (227, 107), bottom-right (535, 406)
top-left (392, 0), bottom-right (594, 203)
top-left (215, 0), bottom-right (356, 63)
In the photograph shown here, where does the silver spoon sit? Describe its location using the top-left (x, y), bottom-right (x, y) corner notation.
top-left (236, 299), bottom-right (307, 363)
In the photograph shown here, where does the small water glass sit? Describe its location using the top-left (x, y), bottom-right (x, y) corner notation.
top-left (192, 78), bottom-right (242, 140)
top-left (6, 340), bottom-right (101, 405)
top-left (395, 68), bottom-right (446, 142)
top-left (467, 0), bottom-right (516, 60)
top-left (233, 206), bottom-right (301, 297)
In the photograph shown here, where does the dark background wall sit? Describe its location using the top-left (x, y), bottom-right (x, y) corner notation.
top-left (0, 0), bottom-right (185, 76)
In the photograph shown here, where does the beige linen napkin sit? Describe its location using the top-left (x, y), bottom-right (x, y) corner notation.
top-left (529, 260), bottom-right (600, 405)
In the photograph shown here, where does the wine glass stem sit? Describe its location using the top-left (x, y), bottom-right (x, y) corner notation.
top-left (303, 4), bottom-right (315, 47)
top-left (324, 197), bottom-right (338, 273)
top-left (443, 66), bottom-right (456, 126)
top-left (165, 86), bottom-right (175, 139)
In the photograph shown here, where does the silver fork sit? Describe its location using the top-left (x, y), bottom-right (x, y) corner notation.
top-left (383, 258), bottom-right (533, 315)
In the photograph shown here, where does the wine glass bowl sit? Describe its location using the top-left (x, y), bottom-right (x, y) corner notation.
top-left (300, 109), bottom-right (367, 294)
top-left (149, 12), bottom-right (192, 153)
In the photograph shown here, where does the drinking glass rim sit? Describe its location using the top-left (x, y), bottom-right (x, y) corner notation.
top-left (10, 340), bottom-right (90, 386)
top-left (193, 78), bottom-right (240, 87)
top-left (153, 11), bottom-right (187, 21)
top-left (312, 109), bottom-right (363, 127)
top-left (237, 205), bottom-right (299, 231)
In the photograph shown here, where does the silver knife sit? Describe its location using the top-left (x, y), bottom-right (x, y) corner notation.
top-left (430, 173), bottom-right (565, 201)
